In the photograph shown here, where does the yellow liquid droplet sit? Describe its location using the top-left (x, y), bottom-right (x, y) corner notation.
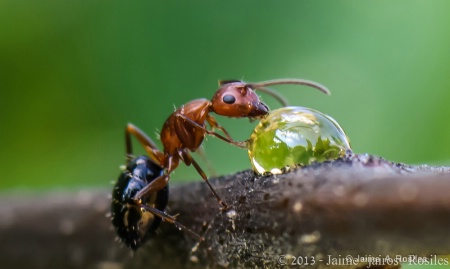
top-left (248, 106), bottom-right (351, 175)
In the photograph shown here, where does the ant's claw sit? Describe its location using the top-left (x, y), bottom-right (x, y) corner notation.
top-left (219, 203), bottom-right (231, 212)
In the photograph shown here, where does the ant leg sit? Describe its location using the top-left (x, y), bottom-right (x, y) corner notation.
top-left (139, 203), bottom-right (203, 241)
top-left (181, 150), bottom-right (229, 211)
top-left (133, 174), bottom-right (169, 201)
top-left (126, 123), bottom-right (164, 166)
top-left (195, 146), bottom-right (218, 177)
top-left (176, 114), bottom-right (247, 149)
top-left (206, 114), bottom-right (233, 140)
top-left (125, 126), bottom-right (203, 240)
top-left (133, 156), bottom-right (179, 200)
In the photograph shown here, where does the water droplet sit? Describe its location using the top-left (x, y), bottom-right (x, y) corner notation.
top-left (248, 107), bottom-right (352, 174)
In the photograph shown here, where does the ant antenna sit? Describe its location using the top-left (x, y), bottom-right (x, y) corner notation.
top-left (246, 78), bottom-right (330, 106)
top-left (254, 86), bottom-right (289, 107)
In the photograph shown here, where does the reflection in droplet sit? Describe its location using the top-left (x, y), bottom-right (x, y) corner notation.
top-left (248, 107), bottom-right (352, 175)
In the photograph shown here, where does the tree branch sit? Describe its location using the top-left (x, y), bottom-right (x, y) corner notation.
top-left (1, 153), bottom-right (450, 269)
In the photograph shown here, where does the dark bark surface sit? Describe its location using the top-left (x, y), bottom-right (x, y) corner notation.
top-left (1, 153), bottom-right (450, 269)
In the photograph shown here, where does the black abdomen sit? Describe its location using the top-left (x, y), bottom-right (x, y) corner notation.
top-left (111, 156), bottom-right (167, 250)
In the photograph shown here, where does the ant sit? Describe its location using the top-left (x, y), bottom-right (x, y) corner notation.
top-left (126, 78), bottom-right (330, 211)
top-left (111, 155), bottom-right (202, 250)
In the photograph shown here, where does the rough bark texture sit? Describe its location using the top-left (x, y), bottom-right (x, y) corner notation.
top-left (1, 153), bottom-right (450, 269)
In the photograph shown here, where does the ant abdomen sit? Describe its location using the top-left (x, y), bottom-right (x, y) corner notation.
top-left (111, 156), bottom-right (168, 250)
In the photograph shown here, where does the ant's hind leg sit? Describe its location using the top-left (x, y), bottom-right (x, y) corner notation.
top-left (133, 156), bottom-right (179, 201)
top-left (133, 174), bottom-right (169, 201)
top-left (125, 123), bottom-right (165, 166)
top-left (139, 203), bottom-right (203, 241)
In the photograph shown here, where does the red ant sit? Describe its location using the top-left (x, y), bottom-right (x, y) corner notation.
top-left (126, 78), bottom-right (329, 211)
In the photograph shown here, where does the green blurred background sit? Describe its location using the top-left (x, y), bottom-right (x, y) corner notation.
top-left (1, 1), bottom-right (450, 190)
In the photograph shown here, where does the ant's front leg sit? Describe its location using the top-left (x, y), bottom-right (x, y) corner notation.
top-left (176, 114), bottom-right (247, 148)
top-left (206, 114), bottom-right (233, 140)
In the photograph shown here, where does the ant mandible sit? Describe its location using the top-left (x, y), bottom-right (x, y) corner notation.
top-left (126, 78), bottom-right (330, 211)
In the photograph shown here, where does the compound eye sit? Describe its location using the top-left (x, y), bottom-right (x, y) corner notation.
top-left (223, 95), bottom-right (236, 104)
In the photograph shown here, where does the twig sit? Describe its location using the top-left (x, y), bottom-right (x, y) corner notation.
top-left (1, 153), bottom-right (450, 269)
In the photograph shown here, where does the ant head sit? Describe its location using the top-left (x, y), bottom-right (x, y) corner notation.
top-left (211, 80), bottom-right (269, 119)
top-left (211, 78), bottom-right (330, 119)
